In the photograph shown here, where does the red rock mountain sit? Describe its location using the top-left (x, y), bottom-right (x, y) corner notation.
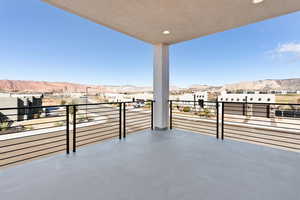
top-left (0, 80), bottom-right (154, 94)
top-left (1, 78), bottom-right (300, 94)
top-left (0, 80), bottom-right (105, 93)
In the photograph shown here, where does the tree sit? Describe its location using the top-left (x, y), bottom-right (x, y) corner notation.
top-left (60, 99), bottom-right (67, 105)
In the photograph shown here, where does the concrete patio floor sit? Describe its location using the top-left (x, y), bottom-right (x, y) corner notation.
top-left (1, 129), bottom-right (300, 200)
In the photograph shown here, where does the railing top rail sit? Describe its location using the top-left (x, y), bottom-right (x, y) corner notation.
top-left (0, 100), bottom-right (155, 111)
top-left (169, 100), bottom-right (217, 103)
top-left (218, 101), bottom-right (300, 106)
top-left (169, 99), bottom-right (300, 106)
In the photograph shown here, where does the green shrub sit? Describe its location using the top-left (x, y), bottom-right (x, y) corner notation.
top-left (197, 111), bottom-right (205, 117)
top-left (183, 106), bottom-right (191, 112)
top-left (77, 115), bottom-right (86, 123)
top-left (60, 99), bottom-right (67, 105)
top-left (0, 122), bottom-right (10, 131)
top-left (203, 108), bottom-right (210, 116)
top-left (54, 122), bottom-right (64, 127)
top-left (25, 125), bottom-right (34, 131)
top-left (144, 102), bottom-right (151, 108)
top-left (197, 108), bottom-right (214, 118)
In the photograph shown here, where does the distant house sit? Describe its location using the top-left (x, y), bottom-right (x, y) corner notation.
top-left (129, 92), bottom-right (153, 101)
top-left (0, 95), bottom-right (43, 122)
top-left (194, 91), bottom-right (209, 101)
top-left (218, 92), bottom-right (275, 103)
top-left (171, 91), bottom-right (209, 102)
top-left (218, 92), bottom-right (276, 118)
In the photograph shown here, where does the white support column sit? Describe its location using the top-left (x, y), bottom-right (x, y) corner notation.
top-left (153, 44), bottom-right (169, 130)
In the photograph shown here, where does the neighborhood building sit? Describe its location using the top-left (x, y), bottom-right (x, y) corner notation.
top-left (171, 91), bottom-right (209, 102)
top-left (0, 94), bottom-right (43, 122)
top-left (218, 91), bottom-right (275, 103)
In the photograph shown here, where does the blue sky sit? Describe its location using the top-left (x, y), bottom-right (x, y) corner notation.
top-left (1, 0), bottom-right (300, 87)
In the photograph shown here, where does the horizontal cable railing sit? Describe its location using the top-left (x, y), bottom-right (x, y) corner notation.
top-left (124, 101), bottom-right (153, 136)
top-left (169, 100), bottom-right (219, 138)
top-left (2, 98), bottom-right (298, 167)
top-left (73, 103), bottom-right (121, 150)
top-left (0, 100), bottom-right (154, 168)
top-left (0, 105), bottom-right (67, 168)
top-left (221, 102), bottom-right (300, 151)
top-left (169, 100), bottom-right (300, 152)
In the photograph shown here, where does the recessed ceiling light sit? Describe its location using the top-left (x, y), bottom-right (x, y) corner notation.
top-left (252, 0), bottom-right (264, 4)
top-left (162, 30), bottom-right (171, 35)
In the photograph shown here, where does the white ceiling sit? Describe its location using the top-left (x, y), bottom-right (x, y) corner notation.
top-left (43, 0), bottom-right (300, 44)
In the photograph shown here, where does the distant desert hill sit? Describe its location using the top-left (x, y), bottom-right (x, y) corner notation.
top-left (0, 80), bottom-right (187, 94)
top-left (189, 84), bottom-right (222, 91)
top-left (222, 78), bottom-right (300, 91)
top-left (1, 78), bottom-right (300, 94)
top-left (0, 80), bottom-right (104, 93)
top-left (0, 80), bottom-right (154, 94)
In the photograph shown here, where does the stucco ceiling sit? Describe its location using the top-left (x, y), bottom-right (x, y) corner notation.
top-left (43, 0), bottom-right (300, 44)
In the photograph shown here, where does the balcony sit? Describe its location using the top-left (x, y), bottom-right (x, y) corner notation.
top-left (2, 1), bottom-right (300, 199)
top-left (1, 100), bottom-right (300, 199)
top-left (1, 129), bottom-right (300, 200)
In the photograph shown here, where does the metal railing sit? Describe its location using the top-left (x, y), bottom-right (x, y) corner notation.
top-left (0, 100), bottom-right (154, 168)
top-left (221, 102), bottom-right (300, 151)
top-left (170, 100), bottom-right (219, 138)
top-left (169, 100), bottom-right (300, 152)
top-left (2, 98), bottom-right (299, 167)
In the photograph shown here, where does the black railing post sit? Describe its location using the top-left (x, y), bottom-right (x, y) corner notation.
top-left (216, 100), bottom-right (219, 139)
top-left (198, 99), bottom-right (204, 108)
top-left (66, 105), bottom-right (70, 154)
top-left (267, 104), bottom-right (270, 118)
top-left (73, 105), bottom-right (76, 153)
top-left (221, 102), bottom-right (224, 140)
top-left (151, 101), bottom-right (154, 130)
top-left (123, 102), bottom-right (126, 138)
top-left (170, 100), bottom-right (173, 129)
top-left (245, 98), bottom-right (248, 117)
top-left (119, 103), bottom-right (122, 139)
